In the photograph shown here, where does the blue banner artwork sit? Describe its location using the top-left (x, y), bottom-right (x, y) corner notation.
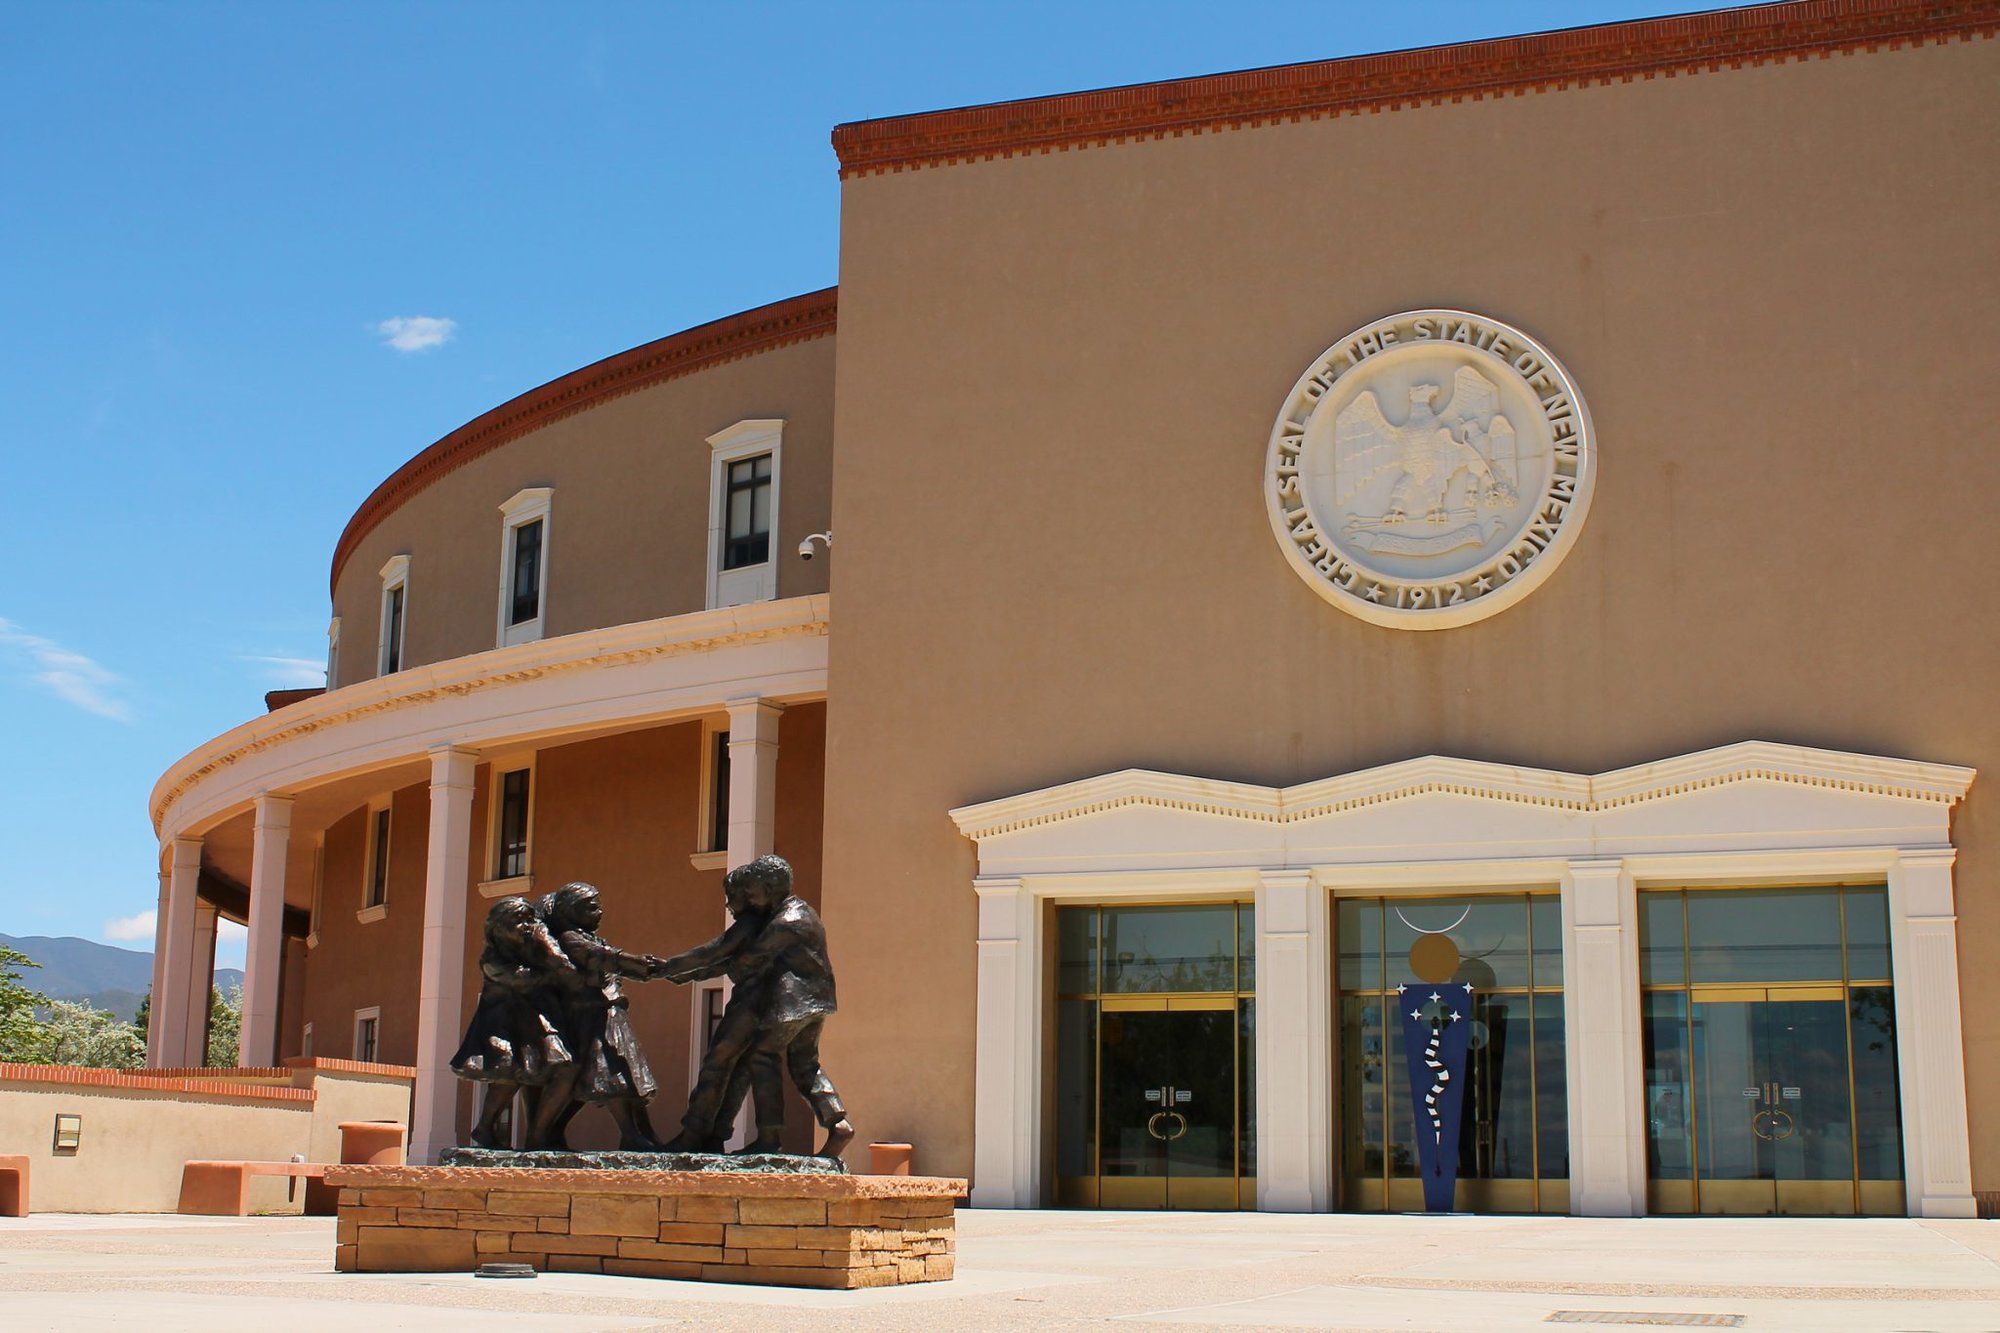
top-left (1399, 981), bottom-right (1474, 1212)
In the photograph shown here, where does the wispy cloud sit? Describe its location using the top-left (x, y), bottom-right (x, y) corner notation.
top-left (214, 919), bottom-right (248, 970)
top-left (375, 315), bottom-right (457, 353)
top-left (0, 618), bottom-right (131, 721)
top-left (104, 910), bottom-right (156, 942)
top-left (241, 654), bottom-right (325, 689)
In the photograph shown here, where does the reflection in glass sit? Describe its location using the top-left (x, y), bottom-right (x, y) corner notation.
top-left (1843, 889), bottom-right (1892, 981)
top-left (1238, 999), bottom-right (1257, 1185)
top-left (1533, 993), bottom-right (1570, 1188)
top-left (1339, 997), bottom-right (1386, 1207)
top-left (1102, 905), bottom-right (1237, 993)
top-left (1643, 991), bottom-right (1694, 1180)
top-left (1850, 986), bottom-right (1903, 1179)
top-left (1336, 898), bottom-right (1382, 993)
top-left (1057, 907), bottom-right (1097, 995)
top-left (1687, 889), bottom-right (1842, 983)
top-left (1639, 891), bottom-right (1686, 986)
top-left (1054, 1000), bottom-right (1096, 1184)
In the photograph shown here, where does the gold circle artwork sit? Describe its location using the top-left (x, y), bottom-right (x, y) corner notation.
top-left (1409, 933), bottom-right (1461, 983)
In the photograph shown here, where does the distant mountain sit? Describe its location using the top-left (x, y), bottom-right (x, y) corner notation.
top-left (0, 933), bottom-right (242, 1024)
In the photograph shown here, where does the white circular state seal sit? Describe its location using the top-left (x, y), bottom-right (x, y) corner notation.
top-left (1264, 309), bottom-right (1596, 629)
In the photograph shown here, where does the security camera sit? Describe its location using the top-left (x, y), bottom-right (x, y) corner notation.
top-left (798, 532), bottom-right (832, 560)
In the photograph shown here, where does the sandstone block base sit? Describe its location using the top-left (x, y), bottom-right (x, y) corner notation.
top-left (324, 1164), bottom-right (965, 1289)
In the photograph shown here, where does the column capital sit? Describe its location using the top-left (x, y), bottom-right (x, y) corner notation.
top-left (1256, 867), bottom-right (1315, 892)
top-left (1895, 846), bottom-right (1958, 872)
top-left (428, 744), bottom-right (480, 787)
top-left (972, 874), bottom-right (1025, 898)
top-left (1564, 856), bottom-right (1626, 880)
top-left (724, 695), bottom-right (786, 743)
top-left (170, 836), bottom-right (203, 871)
top-left (252, 793), bottom-right (294, 829)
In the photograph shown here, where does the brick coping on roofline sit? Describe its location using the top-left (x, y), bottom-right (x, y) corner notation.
top-left (328, 288), bottom-right (838, 598)
top-left (142, 1058), bottom-right (417, 1081)
top-left (830, 0), bottom-right (2000, 177)
top-left (0, 1063), bottom-right (315, 1104)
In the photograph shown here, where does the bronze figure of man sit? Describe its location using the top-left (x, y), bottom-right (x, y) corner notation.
top-left (659, 854), bottom-right (853, 1159)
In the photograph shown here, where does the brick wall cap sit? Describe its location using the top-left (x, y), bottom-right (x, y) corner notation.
top-left (0, 1063), bottom-right (315, 1104)
top-left (832, 0), bottom-right (2000, 177)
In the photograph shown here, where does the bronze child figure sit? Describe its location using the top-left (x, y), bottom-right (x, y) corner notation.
top-left (659, 854), bottom-right (854, 1160)
top-left (529, 882), bottom-right (673, 1151)
top-left (449, 896), bottom-right (577, 1148)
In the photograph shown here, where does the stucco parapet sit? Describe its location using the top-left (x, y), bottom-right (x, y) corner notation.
top-left (150, 594), bottom-right (831, 833)
top-left (948, 740), bottom-right (1975, 840)
top-left (330, 288), bottom-right (837, 596)
top-left (833, 1), bottom-right (2000, 177)
top-left (324, 1164), bottom-right (966, 1199)
top-left (0, 1063), bottom-right (315, 1105)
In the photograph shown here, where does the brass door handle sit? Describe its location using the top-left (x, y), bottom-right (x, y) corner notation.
top-left (1147, 1111), bottom-right (1188, 1142)
top-left (1751, 1108), bottom-right (1795, 1141)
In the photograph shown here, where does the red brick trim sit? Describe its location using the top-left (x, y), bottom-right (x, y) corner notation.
top-left (832, 1), bottom-right (2000, 177)
top-left (0, 1063), bottom-right (314, 1104)
top-left (283, 1056), bottom-right (418, 1079)
top-left (328, 288), bottom-right (838, 598)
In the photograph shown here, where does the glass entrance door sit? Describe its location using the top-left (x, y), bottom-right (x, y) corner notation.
top-left (1098, 998), bottom-right (1238, 1210)
top-left (1691, 987), bottom-right (1857, 1215)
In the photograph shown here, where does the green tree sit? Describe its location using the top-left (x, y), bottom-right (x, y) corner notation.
top-left (204, 983), bottom-right (242, 1068)
top-left (0, 945), bottom-right (50, 1063)
top-left (131, 989), bottom-right (151, 1050)
top-left (39, 998), bottom-right (146, 1069)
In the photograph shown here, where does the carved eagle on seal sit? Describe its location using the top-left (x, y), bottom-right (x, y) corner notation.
top-left (1331, 366), bottom-right (1519, 523)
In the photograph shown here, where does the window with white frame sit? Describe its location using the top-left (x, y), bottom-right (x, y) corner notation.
top-left (692, 720), bottom-right (731, 867)
top-left (353, 1007), bottom-right (380, 1063)
top-left (480, 753), bottom-right (536, 894)
top-left (706, 419), bottom-right (783, 609)
top-left (359, 798), bottom-right (391, 922)
top-left (307, 835), bottom-right (325, 949)
top-left (326, 616), bottom-right (341, 687)
top-left (496, 488), bottom-right (553, 647)
top-left (301, 1022), bottom-right (314, 1060)
top-left (378, 555), bottom-right (410, 675)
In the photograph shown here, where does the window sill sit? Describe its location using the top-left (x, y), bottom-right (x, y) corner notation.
top-left (356, 904), bottom-right (388, 924)
top-left (689, 851), bottom-right (728, 872)
top-left (479, 874), bottom-right (534, 900)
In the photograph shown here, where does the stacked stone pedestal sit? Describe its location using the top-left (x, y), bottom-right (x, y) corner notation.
top-left (325, 1164), bottom-right (964, 1289)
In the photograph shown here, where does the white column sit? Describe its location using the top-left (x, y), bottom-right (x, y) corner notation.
top-left (411, 746), bottom-right (478, 1165)
top-left (184, 904), bottom-right (218, 1066)
top-left (1889, 848), bottom-right (1977, 1218)
top-left (1255, 868), bottom-right (1331, 1212)
top-left (238, 795), bottom-right (293, 1066)
top-left (153, 837), bottom-right (203, 1067)
top-left (1561, 857), bottom-right (1645, 1217)
top-left (971, 875), bottom-right (1036, 1208)
top-left (723, 696), bottom-right (783, 869)
top-left (146, 867), bottom-right (169, 1062)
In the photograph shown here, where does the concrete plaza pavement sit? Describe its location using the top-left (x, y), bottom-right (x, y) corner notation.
top-left (1, 1209), bottom-right (1997, 1331)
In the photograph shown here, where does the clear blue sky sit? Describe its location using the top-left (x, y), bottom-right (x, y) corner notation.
top-left (0, 0), bottom-right (1680, 969)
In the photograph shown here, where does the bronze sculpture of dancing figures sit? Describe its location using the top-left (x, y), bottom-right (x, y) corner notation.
top-left (526, 882), bottom-right (674, 1151)
top-left (449, 896), bottom-right (578, 1148)
top-left (659, 855), bottom-right (854, 1160)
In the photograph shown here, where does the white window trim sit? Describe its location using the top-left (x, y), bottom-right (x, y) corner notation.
top-left (301, 1021), bottom-right (314, 1060)
top-left (352, 1006), bottom-right (381, 1063)
top-left (705, 419), bottom-right (783, 610)
top-left (378, 555), bottom-right (410, 676)
top-left (358, 795), bottom-right (391, 923)
top-left (688, 978), bottom-right (726, 1088)
top-left (689, 715), bottom-right (731, 868)
top-left (326, 616), bottom-right (341, 688)
top-left (478, 750), bottom-right (538, 898)
top-left (496, 488), bottom-right (554, 648)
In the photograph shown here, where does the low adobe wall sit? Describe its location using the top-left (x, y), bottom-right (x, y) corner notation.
top-left (0, 1059), bottom-right (413, 1213)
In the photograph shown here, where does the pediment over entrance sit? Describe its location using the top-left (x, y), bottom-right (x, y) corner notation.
top-left (948, 741), bottom-right (1974, 878)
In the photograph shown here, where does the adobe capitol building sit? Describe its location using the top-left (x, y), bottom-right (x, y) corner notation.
top-left (146, 1), bottom-right (1999, 1219)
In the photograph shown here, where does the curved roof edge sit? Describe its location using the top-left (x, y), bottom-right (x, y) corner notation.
top-left (329, 287), bottom-right (838, 597)
top-left (832, 0), bottom-right (1999, 178)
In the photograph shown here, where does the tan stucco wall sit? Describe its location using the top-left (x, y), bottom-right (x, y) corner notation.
top-left (330, 335), bottom-right (835, 688)
top-left (821, 38), bottom-right (2000, 1184)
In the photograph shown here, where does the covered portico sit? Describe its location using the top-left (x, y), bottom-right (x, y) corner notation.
top-left (148, 595), bottom-right (829, 1164)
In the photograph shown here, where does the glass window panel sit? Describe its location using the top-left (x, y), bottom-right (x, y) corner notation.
top-left (1459, 993), bottom-right (1535, 1180)
top-left (727, 488), bottom-right (752, 538)
top-left (1053, 999), bottom-right (1097, 1180)
top-left (1057, 907), bottom-right (1097, 995)
top-left (1843, 887), bottom-right (1892, 981)
top-left (1101, 905), bottom-right (1236, 993)
top-left (1639, 890), bottom-right (1687, 987)
top-left (1533, 992), bottom-right (1569, 1184)
top-left (1642, 990), bottom-right (1693, 1180)
top-left (754, 454), bottom-right (771, 481)
top-left (1339, 996), bottom-right (1387, 1208)
top-left (1384, 1006), bottom-right (1420, 1181)
top-left (1384, 895), bottom-right (1531, 991)
top-left (1530, 894), bottom-right (1563, 990)
top-left (1236, 904), bottom-right (1255, 991)
top-left (497, 768), bottom-right (530, 879)
top-left (1336, 898), bottom-right (1382, 993)
top-left (750, 484), bottom-right (770, 534)
top-left (1848, 985), bottom-right (1904, 1181)
top-left (1688, 889), bottom-right (1843, 983)
top-left (1237, 998), bottom-right (1256, 1180)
